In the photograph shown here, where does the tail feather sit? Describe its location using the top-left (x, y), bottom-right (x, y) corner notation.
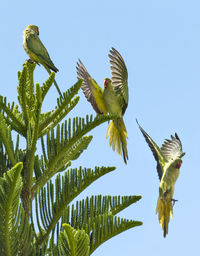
top-left (44, 65), bottom-right (62, 98)
top-left (106, 118), bottom-right (128, 164)
top-left (156, 196), bottom-right (173, 237)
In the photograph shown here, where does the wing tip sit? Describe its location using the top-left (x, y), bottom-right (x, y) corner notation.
top-left (108, 47), bottom-right (121, 61)
top-left (136, 119), bottom-right (144, 134)
top-left (76, 59), bottom-right (83, 70)
top-left (109, 47), bottom-right (119, 56)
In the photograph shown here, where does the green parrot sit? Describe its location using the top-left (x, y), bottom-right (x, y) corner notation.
top-left (76, 48), bottom-right (129, 163)
top-left (136, 120), bottom-right (185, 237)
top-left (23, 25), bottom-right (62, 97)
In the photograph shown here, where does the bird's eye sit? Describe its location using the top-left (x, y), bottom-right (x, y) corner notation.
top-left (176, 162), bottom-right (182, 169)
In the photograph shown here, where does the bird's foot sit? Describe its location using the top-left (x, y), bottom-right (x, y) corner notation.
top-left (26, 59), bottom-right (40, 65)
top-left (163, 190), bottom-right (169, 197)
top-left (171, 198), bottom-right (178, 207)
top-left (26, 58), bottom-right (34, 64)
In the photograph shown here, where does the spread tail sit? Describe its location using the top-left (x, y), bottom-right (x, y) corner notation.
top-left (156, 196), bottom-right (173, 237)
top-left (106, 118), bottom-right (128, 164)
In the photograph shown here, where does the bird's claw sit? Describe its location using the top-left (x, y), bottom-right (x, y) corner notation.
top-left (26, 58), bottom-right (34, 64)
top-left (171, 198), bottom-right (178, 207)
top-left (26, 59), bottom-right (40, 66)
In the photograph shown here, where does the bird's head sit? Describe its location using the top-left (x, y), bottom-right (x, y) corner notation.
top-left (27, 25), bottom-right (39, 35)
top-left (174, 159), bottom-right (183, 169)
top-left (104, 78), bottom-right (111, 89)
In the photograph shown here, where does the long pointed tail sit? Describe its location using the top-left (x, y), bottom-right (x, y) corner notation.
top-left (106, 117), bottom-right (128, 164)
top-left (156, 196), bottom-right (173, 237)
top-left (44, 66), bottom-right (62, 98)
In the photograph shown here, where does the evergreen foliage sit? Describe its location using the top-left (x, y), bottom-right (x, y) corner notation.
top-left (0, 62), bottom-right (142, 255)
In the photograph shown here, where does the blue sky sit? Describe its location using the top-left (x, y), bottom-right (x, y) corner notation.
top-left (1, 0), bottom-right (199, 255)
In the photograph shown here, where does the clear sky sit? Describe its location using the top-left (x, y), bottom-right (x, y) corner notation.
top-left (1, 0), bottom-right (199, 255)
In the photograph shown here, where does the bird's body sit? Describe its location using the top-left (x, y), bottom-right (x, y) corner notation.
top-left (137, 120), bottom-right (185, 237)
top-left (103, 79), bottom-right (122, 116)
top-left (23, 25), bottom-right (62, 97)
top-left (160, 161), bottom-right (180, 196)
top-left (103, 78), bottom-right (128, 162)
top-left (77, 48), bottom-right (128, 163)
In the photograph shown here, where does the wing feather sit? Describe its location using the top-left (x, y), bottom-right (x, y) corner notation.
top-left (108, 48), bottom-right (128, 114)
top-left (76, 60), bottom-right (107, 114)
top-left (26, 31), bottom-right (58, 72)
top-left (137, 120), bottom-right (166, 180)
top-left (161, 133), bottom-right (185, 162)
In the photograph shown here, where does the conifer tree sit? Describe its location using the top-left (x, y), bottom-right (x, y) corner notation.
top-left (0, 62), bottom-right (142, 255)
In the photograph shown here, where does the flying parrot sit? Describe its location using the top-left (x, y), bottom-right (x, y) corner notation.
top-left (76, 48), bottom-right (129, 164)
top-left (23, 25), bottom-right (62, 97)
top-left (136, 120), bottom-right (185, 237)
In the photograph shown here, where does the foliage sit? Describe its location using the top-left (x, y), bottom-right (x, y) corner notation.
top-left (0, 62), bottom-right (142, 255)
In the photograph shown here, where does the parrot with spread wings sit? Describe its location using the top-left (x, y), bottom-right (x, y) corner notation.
top-left (137, 120), bottom-right (185, 237)
top-left (76, 48), bottom-right (129, 164)
top-left (23, 25), bottom-right (62, 97)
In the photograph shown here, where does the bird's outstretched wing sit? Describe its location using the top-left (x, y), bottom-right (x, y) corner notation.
top-left (76, 60), bottom-right (107, 114)
top-left (26, 31), bottom-right (58, 72)
top-left (161, 133), bottom-right (185, 162)
top-left (109, 47), bottom-right (128, 115)
top-left (136, 120), bottom-right (166, 180)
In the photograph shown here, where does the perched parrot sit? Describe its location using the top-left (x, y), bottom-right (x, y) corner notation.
top-left (76, 48), bottom-right (129, 164)
top-left (23, 25), bottom-right (62, 97)
top-left (136, 120), bottom-right (185, 237)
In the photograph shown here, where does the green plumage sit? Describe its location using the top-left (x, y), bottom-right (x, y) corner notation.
top-left (23, 25), bottom-right (62, 97)
top-left (77, 48), bottom-right (129, 163)
top-left (137, 120), bottom-right (185, 237)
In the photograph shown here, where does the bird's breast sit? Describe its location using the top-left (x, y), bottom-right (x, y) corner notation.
top-left (103, 89), bottom-right (121, 116)
top-left (161, 166), bottom-right (180, 189)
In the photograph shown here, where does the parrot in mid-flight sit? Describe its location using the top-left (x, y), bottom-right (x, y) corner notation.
top-left (76, 48), bottom-right (129, 164)
top-left (136, 120), bottom-right (185, 237)
top-left (23, 25), bottom-right (62, 97)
